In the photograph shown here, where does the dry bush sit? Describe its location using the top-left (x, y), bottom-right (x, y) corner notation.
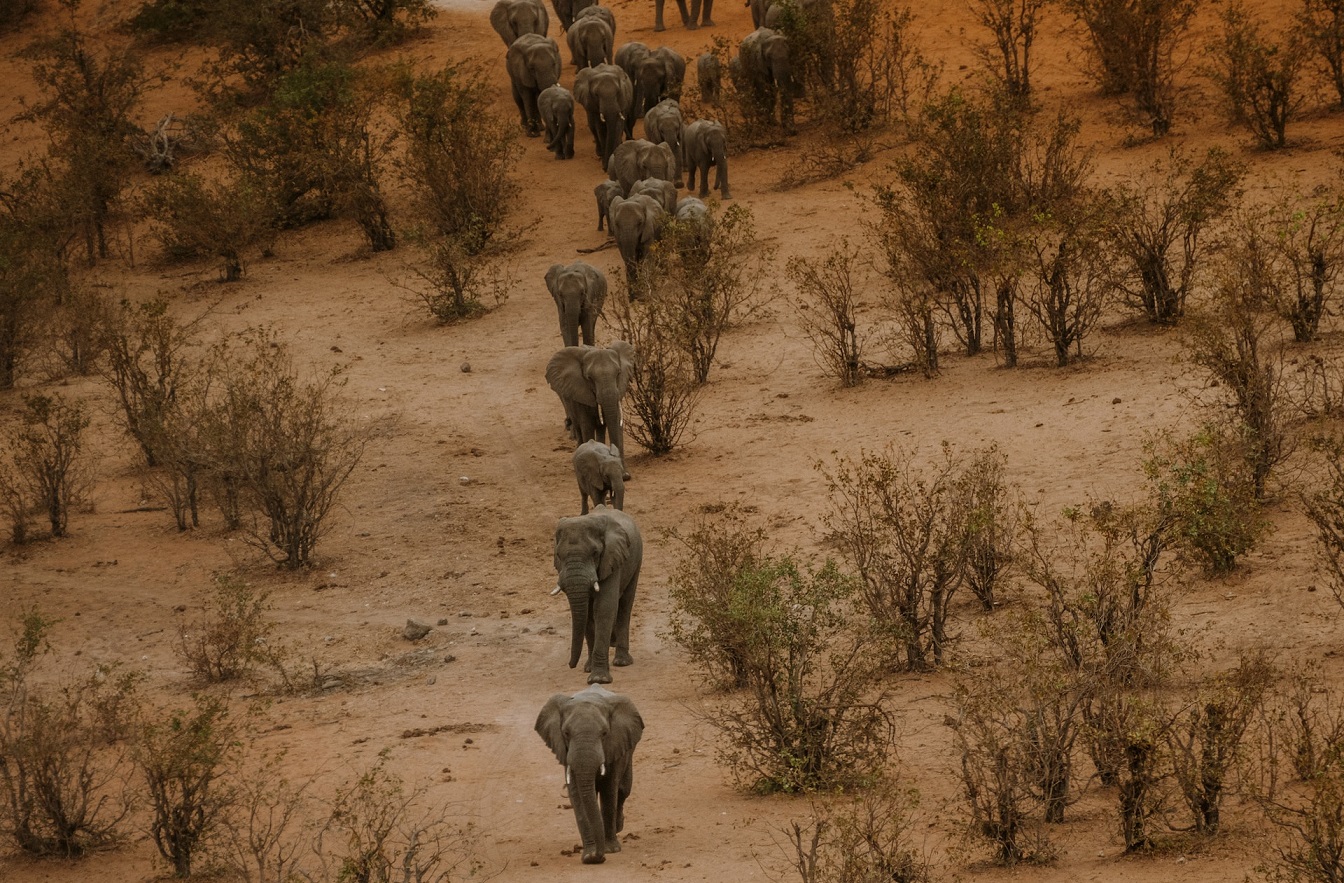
top-left (218, 751), bottom-right (315, 883)
top-left (136, 694), bottom-right (239, 877)
top-left (1100, 690), bottom-right (1175, 851)
top-left (1064, 0), bottom-right (1197, 134)
top-left (403, 234), bottom-right (512, 325)
top-left (1299, 0), bottom-right (1344, 108)
top-left (0, 611), bottom-right (136, 857)
top-left (776, 777), bottom-right (933, 883)
top-left (1299, 437), bottom-right (1344, 616)
top-left (20, 1), bottom-right (151, 266)
top-left (0, 0), bottom-right (37, 31)
top-left (1263, 183), bottom-right (1344, 344)
top-left (665, 506), bottom-right (771, 690)
top-left (177, 574), bottom-right (282, 684)
top-left (0, 165), bottom-right (71, 390)
top-left (788, 238), bottom-right (868, 387)
top-left (190, 0), bottom-right (341, 102)
top-left (48, 285), bottom-right (111, 379)
top-left (0, 394), bottom-right (93, 540)
top-left (142, 172), bottom-right (276, 281)
top-left (708, 558), bottom-right (897, 794)
top-left (1209, 2), bottom-right (1311, 150)
top-left (1022, 198), bottom-right (1116, 366)
top-left (1106, 148), bottom-right (1245, 325)
top-left (960, 445), bottom-right (1016, 611)
top-left (970, 0), bottom-right (1049, 101)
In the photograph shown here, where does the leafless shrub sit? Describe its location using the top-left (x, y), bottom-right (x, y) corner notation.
top-left (1299, 0), bottom-right (1344, 108)
top-left (403, 234), bottom-right (512, 324)
top-left (136, 694), bottom-right (239, 877)
top-left (142, 173), bottom-right (276, 281)
top-left (1263, 183), bottom-right (1344, 344)
top-left (971, 0), bottom-right (1049, 101)
top-left (1, 394), bottom-right (93, 540)
top-left (47, 285), bottom-right (111, 378)
top-left (776, 777), bottom-right (933, 882)
top-left (0, 165), bottom-right (70, 390)
top-left (959, 445), bottom-right (1016, 611)
top-left (218, 751), bottom-right (316, 883)
top-left (1209, 2), bottom-right (1311, 149)
top-left (1303, 438), bottom-right (1344, 613)
top-left (1022, 199), bottom-right (1116, 366)
top-left (1107, 148), bottom-right (1245, 325)
top-left (177, 573), bottom-right (282, 684)
top-left (1063, 0), bottom-right (1197, 134)
top-left (666, 506), bottom-right (771, 690)
top-left (788, 238), bottom-right (868, 387)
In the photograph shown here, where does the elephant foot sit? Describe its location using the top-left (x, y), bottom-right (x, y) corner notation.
top-left (582, 850), bottom-right (606, 864)
top-left (613, 650), bottom-right (633, 666)
top-left (702, 18), bottom-right (716, 25)
top-left (654, 22), bottom-right (665, 31)
top-left (587, 670), bottom-right (613, 685)
top-left (605, 838), bottom-right (622, 854)
top-left (686, 21), bottom-right (698, 29)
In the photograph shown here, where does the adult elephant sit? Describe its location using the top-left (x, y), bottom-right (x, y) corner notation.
top-left (739, 26), bottom-right (796, 130)
top-left (748, 0), bottom-right (773, 27)
top-left (576, 3), bottom-right (617, 40)
top-left (550, 507), bottom-right (643, 684)
top-left (506, 34), bottom-right (562, 136)
top-left (642, 99), bottom-right (683, 178)
top-left (613, 41), bottom-right (651, 134)
top-left (683, 118), bottom-right (730, 199)
top-left (607, 138), bottom-right (676, 195)
top-left (538, 84), bottom-right (575, 158)
top-left (608, 194), bottom-right (666, 283)
top-left (567, 15), bottom-right (612, 68)
top-left (551, 0), bottom-right (596, 30)
top-left (536, 685), bottom-right (644, 864)
top-left (655, 0), bottom-right (714, 31)
top-left (491, 0), bottom-right (549, 46)
top-left (574, 63), bottom-right (633, 170)
top-left (546, 260), bottom-right (607, 347)
top-left (546, 341), bottom-right (635, 464)
top-left (634, 47), bottom-right (686, 118)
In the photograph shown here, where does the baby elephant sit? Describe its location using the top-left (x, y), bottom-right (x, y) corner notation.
top-left (573, 440), bottom-right (625, 513)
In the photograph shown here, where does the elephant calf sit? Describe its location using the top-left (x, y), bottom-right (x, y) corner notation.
top-left (536, 685), bottom-right (644, 864)
top-left (573, 440), bottom-right (625, 513)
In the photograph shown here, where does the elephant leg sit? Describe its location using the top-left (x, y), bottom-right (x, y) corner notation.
top-left (587, 583), bottom-right (620, 683)
top-left (701, 0), bottom-right (715, 25)
top-left (582, 610), bottom-right (597, 673)
top-left (616, 761), bottom-right (633, 832)
top-left (511, 82), bottom-right (529, 131)
top-left (580, 311), bottom-right (597, 346)
top-left (673, 0), bottom-right (691, 25)
top-left (526, 88), bottom-right (543, 136)
top-left (698, 159), bottom-right (711, 198)
top-left (580, 490), bottom-right (590, 514)
top-left (599, 774), bottom-right (621, 853)
top-left (654, 0), bottom-right (667, 31)
top-left (612, 576), bottom-right (637, 667)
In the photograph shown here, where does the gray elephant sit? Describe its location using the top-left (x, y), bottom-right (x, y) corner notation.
top-left (551, 0), bottom-right (596, 30)
top-left (748, 0), bottom-right (773, 27)
top-left (607, 138), bottom-right (677, 194)
top-left (642, 98), bottom-right (684, 179)
top-left (635, 47), bottom-right (686, 118)
top-left (574, 63), bottom-right (633, 170)
top-left (567, 15), bottom-right (612, 68)
top-left (535, 685), bottom-right (644, 864)
top-left (550, 506), bottom-right (643, 684)
top-left (538, 84), bottom-right (575, 159)
top-left (696, 52), bottom-right (721, 104)
top-left (629, 177), bottom-right (677, 215)
top-left (546, 341), bottom-right (635, 464)
top-left (576, 3), bottom-right (616, 40)
top-left (683, 118), bottom-right (730, 199)
top-left (573, 440), bottom-right (625, 513)
top-left (614, 41), bottom-right (651, 134)
top-left (739, 26), bottom-right (796, 130)
top-left (608, 194), bottom-right (666, 283)
top-left (675, 195), bottom-right (708, 223)
top-left (595, 179), bottom-right (623, 231)
top-left (491, 0), bottom-right (550, 46)
top-left (506, 34), bottom-right (562, 136)
top-left (547, 260), bottom-right (608, 347)
top-left (655, 0), bottom-right (714, 31)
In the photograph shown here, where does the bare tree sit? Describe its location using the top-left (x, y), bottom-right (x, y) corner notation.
top-left (1209, 2), bottom-right (1311, 149)
top-left (788, 238), bottom-right (868, 387)
top-left (971, 0), bottom-right (1049, 100)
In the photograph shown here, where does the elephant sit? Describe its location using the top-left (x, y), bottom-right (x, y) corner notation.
top-left (595, 179), bottom-right (623, 231)
top-left (576, 3), bottom-right (616, 40)
top-left (546, 341), bottom-right (635, 466)
top-left (696, 52), bottom-right (721, 104)
top-left (748, 0), bottom-right (773, 28)
top-left (535, 685), bottom-right (644, 864)
top-left (739, 27), bottom-right (796, 130)
top-left (506, 34), bottom-right (562, 137)
top-left (491, 0), bottom-right (549, 46)
top-left (765, 0), bottom-right (835, 89)
top-left (642, 98), bottom-right (684, 179)
top-left (546, 260), bottom-right (607, 347)
top-left (608, 194), bottom-right (667, 283)
top-left (634, 47), bottom-right (686, 118)
top-left (683, 118), bottom-right (731, 199)
top-left (675, 195), bottom-right (709, 223)
top-left (629, 177), bottom-right (677, 215)
top-left (607, 138), bottom-right (677, 195)
top-left (550, 506), bottom-right (642, 684)
top-left (567, 15), bottom-right (613, 68)
top-left (551, 0), bottom-right (596, 30)
top-left (574, 63), bottom-right (633, 170)
top-left (538, 84), bottom-right (575, 159)
top-left (613, 41), bottom-right (651, 134)
top-left (655, 0), bottom-right (714, 31)
top-left (573, 440), bottom-right (625, 513)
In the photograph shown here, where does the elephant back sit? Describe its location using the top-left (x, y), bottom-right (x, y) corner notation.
top-left (575, 3), bottom-right (616, 40)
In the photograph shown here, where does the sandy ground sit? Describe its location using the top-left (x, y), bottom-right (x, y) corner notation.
top-left (2, 0), bottom-right (1344, 880)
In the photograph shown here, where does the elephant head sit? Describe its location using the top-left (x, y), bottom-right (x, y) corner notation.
top-left (506, 34), bottom-right (563, 135)
top-left (575, 64), bottom-right (632, 169)
top-left (608, 194), bottom-right (666, 283)
top-left (546, 261), bottom-right (607, 347)
top-left (575, 3), bottom-right (616, 40)
top-left (634, 48), bottom-right (686, 117)
top-left (545, 341), bottom-right (635, 460)
top-left (551, 507), bottom-right (643, 683)
top-left (491, 0), bottom-right (550, 46)
top-left (536, 685), bottom-right (644, 864)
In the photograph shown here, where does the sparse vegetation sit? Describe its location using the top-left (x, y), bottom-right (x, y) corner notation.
top-left (776, 777), bottom-right (933, 883)
top-left (788, 238), bottom-right (868, 388)
top-left (176, 574), bottom-right (281, 683)
top-left (0, 393), bottom-right (93, 540)
top-left (971, 0), bottom-right (1049, 101)
top-left (142, 173), bottom-right (275, 281)
top-left (1299, 0), bottom-right (1344, 108)
top-left (1209, 2), bottom-right (1310, 149)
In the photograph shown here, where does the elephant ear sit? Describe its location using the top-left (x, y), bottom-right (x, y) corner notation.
top-left (596, 512), bottom-right (630, 580)
top-left (608, 340), bottom-right (635, 394)
top-left (535, 694), bottom-right (571, 764)
top-left (605, 693), bottom-right (644, 757)
top-left (489, 1), bottom-right (514, 41)
top-left (546, 347), bottom-right (599, 406)
top-left (545, 263), bottom-right (563, 299)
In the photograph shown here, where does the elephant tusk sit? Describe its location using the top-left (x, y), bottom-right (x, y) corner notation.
top-left (593, 581), bottom-right (601, 593)
top-left (600, 763), bottom-right (606, 776)
top-left (566, 766), bottom-right (571, 785)
top-left (551, 585), bottom-right (563, 596)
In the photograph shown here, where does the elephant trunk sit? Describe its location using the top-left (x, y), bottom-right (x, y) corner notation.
top-left (599, 393), bottom-right (624, 461)
top-left (561, 295), bottom-right (582, 347)
top-left (567, 589), bottom-right (589, 668)
top-left (568, 750), bottom-right (607, 863)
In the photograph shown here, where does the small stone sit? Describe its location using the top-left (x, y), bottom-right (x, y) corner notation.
top-left (465, 738), bottom-right (474, 745)
top-left (460, 362), bottom-right (471, 373)
top-left (459, 476), bottom-right (472, 485)
top-left (459, 611), bottom-right (473, 617)
top-left (403, 619), bottom-right (432, 641)
top-left (425, 675), bottom-right (436, 685)
top-left (520, 607), bottom-right (533, 615)
top-left (530, 861), bottom-right (539, 867)
top-left (444, 654), bottom-right (457, 663)
top-left (1112, 397), bottom-right (1122, 404)
top-left (437, 618), bottom-right (449, 626)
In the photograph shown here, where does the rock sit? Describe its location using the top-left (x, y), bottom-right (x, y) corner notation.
top-left (1112, 397), bottom-right (1122, 404)
top-left (460, 361), bottom-right (471, 373)
top-left (403, 619), bottom-right (432, 641)
top-left (425, 675), bottom-right (436, 685)
top-left (437, 618), bottom-right (449, 626)
top-left (444, 654), bottom-right (457, 663)
top-left (459, 476), bottom-right (472, 485)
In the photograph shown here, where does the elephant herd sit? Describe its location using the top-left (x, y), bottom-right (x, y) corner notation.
top-left (483, 0), bottom-right (810, 864)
